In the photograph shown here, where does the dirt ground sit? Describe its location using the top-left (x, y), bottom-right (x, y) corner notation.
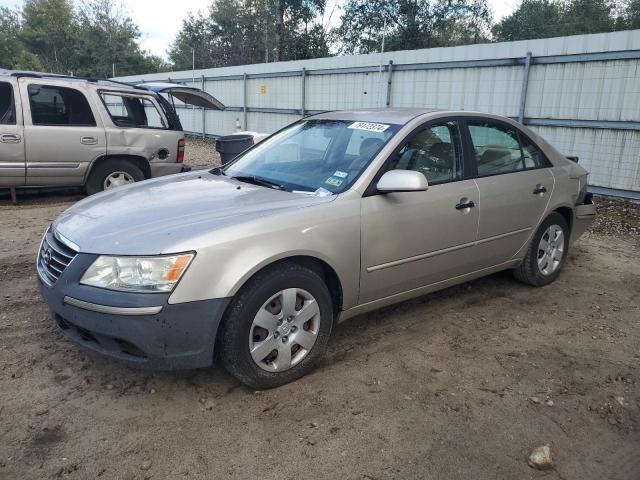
top-left (1, 153), bottom-right (639, 479)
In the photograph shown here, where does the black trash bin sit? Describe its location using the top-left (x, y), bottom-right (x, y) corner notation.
top-left (215, 134), bottom-right (254, 164)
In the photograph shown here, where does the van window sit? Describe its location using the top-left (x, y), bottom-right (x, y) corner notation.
top-left (27, 84), bottom-right (96, 126)
top-left (0, 82), bottom-right (16, 125)
top-left (101, 93), bottom-right (166, 129)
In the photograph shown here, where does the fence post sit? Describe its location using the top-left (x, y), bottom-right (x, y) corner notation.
top-left (385, 60), bottom-right (394, 107)
top-left (243, 72), bottom-right (248, 130)
top-left (201, 75), bottom-right (206, 138)
top-left (300, 68), bottom-right (306, 117)
top-left (518, 52), bottom-right (532, 124)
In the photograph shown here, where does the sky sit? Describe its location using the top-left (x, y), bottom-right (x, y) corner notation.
top-left (0, 0), bottom-right (521, 60)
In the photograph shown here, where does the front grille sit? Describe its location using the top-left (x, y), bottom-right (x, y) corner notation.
top-left (37, 228), bottom-right (78, 286)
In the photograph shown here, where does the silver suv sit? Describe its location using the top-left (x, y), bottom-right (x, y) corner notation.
top-left (0, 71), bottom-right (223, 194)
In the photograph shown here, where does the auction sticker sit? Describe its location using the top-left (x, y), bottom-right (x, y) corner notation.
top-left (348, 121), bottom-right (390, 133)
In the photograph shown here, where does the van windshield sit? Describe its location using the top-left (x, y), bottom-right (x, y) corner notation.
top-left (222, 120), bottom-right (400, 194)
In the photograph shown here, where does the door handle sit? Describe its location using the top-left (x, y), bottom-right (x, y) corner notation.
top-left (80, 136), bottom-right (98, 145)
top-left (0, 134), bottom-right (21, 144)
top-left (533, 184), bottom-right (547, 195)
top-left (455, 199), bottom-right (476, 210)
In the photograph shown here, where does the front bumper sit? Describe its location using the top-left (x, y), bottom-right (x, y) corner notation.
top-left (150, 163), bottom-right (192, 178)
top-left (38, 252), bottom-right (230, 370)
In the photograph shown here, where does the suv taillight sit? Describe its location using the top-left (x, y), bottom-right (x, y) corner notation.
top-left (177, 139), bottom-right (186, 163)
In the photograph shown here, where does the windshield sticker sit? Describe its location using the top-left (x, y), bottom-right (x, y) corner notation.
top-left (325, 177), bottom-right (344, 187)
top-left (348, 121), bottom-right (390, 133)
top-left (333, 170), bottom-right (348, 178)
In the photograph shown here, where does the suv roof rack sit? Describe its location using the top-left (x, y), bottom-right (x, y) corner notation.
top-left (6, 70), bottom-right (146, 91)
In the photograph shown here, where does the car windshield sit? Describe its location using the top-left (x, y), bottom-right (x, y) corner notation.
top-left (222, 119), bottom-right (401, 194)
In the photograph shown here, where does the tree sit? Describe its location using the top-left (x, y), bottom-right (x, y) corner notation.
top-left (493, 0), bottom-right (622, 42)
top-left (20, 0), bottom-right (76, 73)
top-left (492, 0), bottom-right (563, 42)
top-left (561, 0), bottom-right (617, 36)
top-left (336, 0), bottom-right (492, 55)
top-left (169, 0), bottom-right (330, 69)
top-left (624, 0), bottom-right (640, 28)
top-left (74, 0), bottom-right (166, 77)
top-left (0, 7), bottom-right (43, 70)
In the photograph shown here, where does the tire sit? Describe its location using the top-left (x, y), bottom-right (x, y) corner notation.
top-left (217, 262), bottom-right (334, 389)
top-left (513, 212), bottom-right (570, 287)
top-left (85, 158), bottom-right (145, 195)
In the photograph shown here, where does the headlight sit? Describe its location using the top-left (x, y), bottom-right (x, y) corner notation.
top-left (80, 253), bottom-right (194, 293)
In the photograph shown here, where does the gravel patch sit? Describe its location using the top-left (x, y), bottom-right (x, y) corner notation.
top-left (184, 137), bottom-right (220, 169)
top-left (590, 196), bottom-right (640, 240)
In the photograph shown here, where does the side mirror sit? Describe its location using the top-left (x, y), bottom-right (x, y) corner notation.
top-left (376, 170), bottom-right (429, 193)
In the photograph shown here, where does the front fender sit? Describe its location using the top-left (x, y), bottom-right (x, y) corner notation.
top-left (168, 197), bottom-right (362, 310)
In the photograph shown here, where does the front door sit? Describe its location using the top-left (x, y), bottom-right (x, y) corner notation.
top-left (19, 79), bottom-right (106, 186)
top-left (465, 119), bottom-right (554, 267)
top-left (359, 120), bottom-right (480, 304)
top-left (0, 79), bottom-right (25, 186)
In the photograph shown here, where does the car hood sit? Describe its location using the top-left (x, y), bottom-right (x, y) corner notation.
top-left (53, 171), bottom-right (335, 255)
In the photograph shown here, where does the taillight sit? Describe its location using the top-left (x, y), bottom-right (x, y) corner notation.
top-left (177, 139), bottom-right (186, 163)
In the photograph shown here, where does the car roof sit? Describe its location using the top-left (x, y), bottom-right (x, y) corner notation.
top-left (309, 108), bottom-right (444, 125)
top-left (0, 69), bottom-right (144, 92)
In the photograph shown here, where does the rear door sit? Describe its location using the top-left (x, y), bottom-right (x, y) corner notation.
top-left (359, 119), bottom-right (480, 303)
top-left (20, 79), bottom-right (106, 186)
top-left (0, 78), bottom-right (25, 186)
top-left (465, 118), bottom-right (554, 267)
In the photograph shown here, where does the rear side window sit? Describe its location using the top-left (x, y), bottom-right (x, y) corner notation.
top-left (468, 120), bottom-right (546, 176)
top-left (101, 93), bottom-right (166, 129)
top-left (0, 82), bottom-right (16, 125)
top-left (27, 84), bottom-right (96, 126)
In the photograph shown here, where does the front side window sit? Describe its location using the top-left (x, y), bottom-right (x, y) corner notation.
top-left (223, 120), bottom-right (400, 194)
top-left (387, 121), bottom-right (463, 184)
top-left (0, 82), bottom-right (16, 125)
top-left (27, 84), bottom-right (95, 126)
top-left (101, 93), bottom-right (166, 129)
top-left (468, 120), bottom-right (544, 176)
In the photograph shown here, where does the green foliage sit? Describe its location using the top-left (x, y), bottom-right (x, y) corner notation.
top-left (335, 0), bottom-right (493, 54)
top-left (169, 0), bottom-right (330, 69)
top-left (0, 0), bottom-right (167, 77)
top-left (0, 7), bottom-right (44, 70)
top-left (494, 0), bottom-right (627, 42)
top-left (622, 0), bottom-right (640, 28)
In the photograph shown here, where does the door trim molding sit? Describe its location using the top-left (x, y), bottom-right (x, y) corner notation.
top-left (366, 226), bottom-right (532, 273)
top-left (27, 162), bottom-right (81, 169)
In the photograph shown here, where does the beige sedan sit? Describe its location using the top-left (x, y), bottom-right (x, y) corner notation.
top-left (38, 108), bottom-right (595, 389)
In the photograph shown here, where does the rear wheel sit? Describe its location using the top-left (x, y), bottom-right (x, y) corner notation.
top-left (218, 262), bottom-right (334, 389)
top-left (86, 158), bottom-right (145, 195)
top-left (513, 212), bottom-right (569, 286)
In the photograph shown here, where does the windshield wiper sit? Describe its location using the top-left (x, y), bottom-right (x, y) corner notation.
top-left (231, 175), bottom-right (285, 190)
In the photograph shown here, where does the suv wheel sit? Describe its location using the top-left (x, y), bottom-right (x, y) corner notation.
top-left (86, 158), bottom-right (145, 195)
top-left (218, 262), bottom-right (334, 389)
top-left (513, 212), bottom-right (570, 286)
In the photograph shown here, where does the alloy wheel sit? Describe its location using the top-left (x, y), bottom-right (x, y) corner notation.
top-left (103, 171), bottom-right (135, 189)
top-left (537, 224), bottom-right (565, 276)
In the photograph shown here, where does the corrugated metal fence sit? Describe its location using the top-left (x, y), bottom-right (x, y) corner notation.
top-left (117, 30), bottom-right (640, 196)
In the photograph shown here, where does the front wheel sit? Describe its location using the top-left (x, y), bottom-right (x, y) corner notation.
top-left (513, 212), bottom-right (570, 286)
top-left (217, 262), bottom-right (334, 389)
